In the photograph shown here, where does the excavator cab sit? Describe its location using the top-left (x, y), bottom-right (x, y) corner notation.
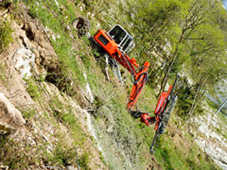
top-left (108, 25), bottom-right (135, 53)
top-left (94, 25), bottom-right (135, 55)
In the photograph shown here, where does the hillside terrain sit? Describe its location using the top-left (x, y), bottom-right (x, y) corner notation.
top-left (0, 0), bottom-right (227, 170)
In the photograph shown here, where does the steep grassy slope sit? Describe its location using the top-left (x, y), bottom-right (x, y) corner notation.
top-left (0, 0), bottom-right (223, 170)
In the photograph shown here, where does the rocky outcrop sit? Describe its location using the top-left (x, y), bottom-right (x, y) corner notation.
top-left (0, 9), bottom-right (106, 169)
top-left (190, 110), bottom-right (227, 169)
top-left (13, 47), bottom-right (36, 79)
top-left (0, 92), bottom-right (25, 131)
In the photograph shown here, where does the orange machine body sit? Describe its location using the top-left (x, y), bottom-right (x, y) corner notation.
top-left (141, 113), bottom-right (152, 126)
top-left (94, 29), bottom-right (140, 75)
top-left (94, 29), bottom-right (118, 55)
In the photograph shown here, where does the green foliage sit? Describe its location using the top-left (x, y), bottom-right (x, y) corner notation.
top-left (22, 109), bottom-right (36, 120)
top-left (176, 85), bottom-right (204, 118)
top-left (79, 152), bottom-right (91, 170)
top-left (49, 142), bottom-right (77, 166)
top-left (49, 97), bottom-right (86, 145)
top-left (130, 0), bottom-right (184, 49)
top-left (0, 21), bottom-right (13, 53)
top-left (25, 77), bottom-right (41, 99)
top-left (207, 99), bottom-right (219, 110)
top-left (129, 0), bottom-right (227, 103)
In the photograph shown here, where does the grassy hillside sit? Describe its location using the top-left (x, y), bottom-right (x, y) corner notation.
top-left (0, 0), bottom-right (224, 169)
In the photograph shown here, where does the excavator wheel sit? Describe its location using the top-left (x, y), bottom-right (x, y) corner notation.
top-left (72, 16), bottom-right (91, 36)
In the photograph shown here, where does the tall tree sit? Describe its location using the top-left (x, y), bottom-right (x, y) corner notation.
top-left (159, 0), bottom-right (216, 93)
top-left (183, 22), bottom-right (227, 122)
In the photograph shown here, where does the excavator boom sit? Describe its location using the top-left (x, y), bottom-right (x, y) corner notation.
top-left (127, 61), bottom-right (150, 110)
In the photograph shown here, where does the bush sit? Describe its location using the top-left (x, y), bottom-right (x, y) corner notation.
top-left (79, 152), bottom-right (91, 170)
top-left (0, 21), bottom-right (13, 53)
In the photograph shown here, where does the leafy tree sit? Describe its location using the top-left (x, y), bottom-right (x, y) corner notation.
top-left (183, 23), bottom-right (227, 122)
top-left (129, 0), bottom-right (185, 65)
top-left (128, 0), bottom-right (227, 120)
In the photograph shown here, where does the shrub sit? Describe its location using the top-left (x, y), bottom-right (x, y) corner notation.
top-left (0, 21), bottom-right (13, 53)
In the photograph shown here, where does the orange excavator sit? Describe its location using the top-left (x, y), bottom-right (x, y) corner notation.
top-left (92, 25), bottom-right (179, 152)
top-left (73, 19), bottom-right (178, 153)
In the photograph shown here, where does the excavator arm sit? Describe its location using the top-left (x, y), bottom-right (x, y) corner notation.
top-left (127, 61), bottom-right (150, 110)
top-left (150, 74), bottom-right (179, 153)
top-left (110, 49), bottom-right (150, 111)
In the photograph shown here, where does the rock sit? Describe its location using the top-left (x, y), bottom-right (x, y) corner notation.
top-left (0, 92), bottom-right (25, 130)
top-left (13, 47), bottom-right (35, 79)
top-left (67, 165), bottom-right (77, 170)
top-left (191, 111), bottom-right (227, 169)
top-left (83, 73), bottom-right (94, 103)
top-left (0, 165), bottom-right (9, 170)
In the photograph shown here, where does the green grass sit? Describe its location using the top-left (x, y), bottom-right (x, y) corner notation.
top-left (48, 97), bottom-right (87, 146)
top-left (0, 137), bottom-right (40, 169)
top-left (24, 77), bottom-right (42, 100)
top-left (153, 124), bottom-right (221, 170)
top-left (216, 113), bottom-right (227, 140)
top-left (0, 21), bottom-right (13, 53)
top-left (22, 109), bottom-right (36, 120)
top-left (0, 63), bottom-right (8, 87)
top-left (79, 152), bottom-right (91, 170)
top-left (45, 97), bottom-right (92, 168)
top-left (32, 90), bottom-right (91, 168)
top-left (48, 141), bottom-right (77, 167)
top-left (217, 112), bottom-right (227, 124)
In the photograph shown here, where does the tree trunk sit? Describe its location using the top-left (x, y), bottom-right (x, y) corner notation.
top-left (183, 83), bottom-right (207, 126)
top-left (183, 87), bottom-right (200, 126)
top-left (158, 28), bottom-right (186, 97)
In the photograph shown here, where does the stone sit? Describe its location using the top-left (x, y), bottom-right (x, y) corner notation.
top-left (0, 92), bottom-right (25, 130)
top-left (13, 47), bottom-right (35, 79)
top-left (191, 111), bottom-right (227, 169)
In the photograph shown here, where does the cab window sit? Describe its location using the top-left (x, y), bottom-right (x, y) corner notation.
top-left (109, 26), bottom-right (126, 44)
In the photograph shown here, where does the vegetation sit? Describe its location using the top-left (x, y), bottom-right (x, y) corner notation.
top-left (126, 0), bottom-right (227, 120)
top-left (0, 21), bottom-right (13, 53)
top-left (0, 0), bottom-right (226, 169)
